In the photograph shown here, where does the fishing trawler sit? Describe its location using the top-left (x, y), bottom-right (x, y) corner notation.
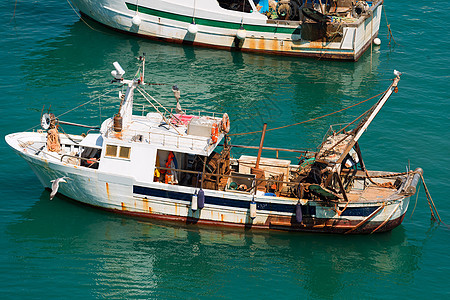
top-left (70, 0), bottom-right (383, 61)
top-left (5, 57), bottom-right (422, 234)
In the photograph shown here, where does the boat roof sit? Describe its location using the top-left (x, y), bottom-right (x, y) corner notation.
top-left (100, 112), bottom-right (224, 156)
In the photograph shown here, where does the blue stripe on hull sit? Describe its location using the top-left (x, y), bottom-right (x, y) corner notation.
top-left (133, 186), bottom-right (380, 217)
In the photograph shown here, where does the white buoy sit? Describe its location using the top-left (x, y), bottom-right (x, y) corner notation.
top-left (191, 193), bottom-right (198, 211)
top-left (132, 14), bottom-right (142, 27)
top-left (373, 37), bottom-right (381, 46)
top-left (249, 201), bottom-right (257, 219)
top-left (236, 28), bottom-right (246, 40)
top-left (188, 23), bottom-right (198, 35)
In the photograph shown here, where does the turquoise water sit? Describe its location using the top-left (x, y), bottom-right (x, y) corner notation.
top-left (1, 1), bottom-right (449, 298)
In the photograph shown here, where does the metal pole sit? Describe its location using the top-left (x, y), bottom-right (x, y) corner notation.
top-left (255, 123), bottom-right (267, 169)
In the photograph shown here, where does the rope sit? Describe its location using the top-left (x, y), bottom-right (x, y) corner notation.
top-left (383, 6), bottom-right (400, 46)
top-left (66, 0), bottom-right (105, 33)
top-left (420, 173), bottom-right (442, 223)
top-left (371, 202), bottom-right (401, 234)
top-left (345, 203), bottom-right (386, 234)
top-left (409, 183), bottom-right (420, 219)
top-left (46, 128), bottom-right (61, 152)
top-left (56, 88), bottom-right (116, 119)
top-left (58, 125), bottom-right (80, 144)
top-left (10, 0), bottom-right (18, 22)
top-left (145, 78), bottom-right (393, 87)
top-left (229, 90), bottom-right (385, 136)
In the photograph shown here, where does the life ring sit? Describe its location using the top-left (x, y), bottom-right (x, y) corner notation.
top-left (41, 113), bottom-right (51, 130)
top-left (221, 113), bottom-right (230, 133)
top-left (211, 123), bottom-right (219, 143)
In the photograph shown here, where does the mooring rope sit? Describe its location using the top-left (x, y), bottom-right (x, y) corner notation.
top-left (409, 184), bottom-right (420, 219)
top-left (420, 173), bottom-right (442, 223)
top-left (66, 0), bottom-right (104, 33)
top-left (383, 6), bottom-right (400, 46)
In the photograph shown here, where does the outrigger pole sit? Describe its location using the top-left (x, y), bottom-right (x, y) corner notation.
top-left (334, 72), bottom-right (402, 168)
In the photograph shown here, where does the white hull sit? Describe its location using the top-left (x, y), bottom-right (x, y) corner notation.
top-left (71, 0), bottom-right (383, 61)
top-left (7, 131), bottom-right (410, 234)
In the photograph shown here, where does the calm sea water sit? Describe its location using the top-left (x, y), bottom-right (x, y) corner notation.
top-left (1, 1), bottom-right (449, 298)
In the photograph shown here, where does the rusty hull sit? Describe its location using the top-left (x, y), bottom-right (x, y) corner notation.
top-left (80, 13), bottom-right (375, 61)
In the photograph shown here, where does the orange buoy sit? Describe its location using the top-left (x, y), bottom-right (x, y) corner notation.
top-left (211, 123), bottom-right (219, 143)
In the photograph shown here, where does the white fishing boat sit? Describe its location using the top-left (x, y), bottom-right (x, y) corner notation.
top-left (6, 57), bottom-right (422, 234)
top-left (70, 0), bottom-right (383, 61)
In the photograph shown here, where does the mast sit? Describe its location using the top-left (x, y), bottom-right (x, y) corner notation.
top-left (114, 56), bottom-right (146, 128)
top-left (333, 72), bottom-right (401, 167)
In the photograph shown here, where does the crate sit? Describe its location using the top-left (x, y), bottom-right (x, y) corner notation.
top-left (238, 155), bottom-right (291, 186)
top-left (187, 117), bottom-right (217, 137)
top-left (225, 171), bottom-right (256, 194)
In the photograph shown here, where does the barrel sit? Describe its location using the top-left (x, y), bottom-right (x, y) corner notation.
top-left (113, 114), bottom-right (122, 132)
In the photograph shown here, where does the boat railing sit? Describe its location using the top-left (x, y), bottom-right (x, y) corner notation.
top-left (146, 130), bottom-right (210, 152)
top-left (222, 143), bottom-right (315, 160)
top-left (106, 125), bottom-right (212, 152)
top-left (167, 107), bottom-right (224, 120)
top-left (135, 103), bottom-right (224, 120)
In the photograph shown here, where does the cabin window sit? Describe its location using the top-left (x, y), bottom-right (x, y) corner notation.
top-left (105, 144), bottom-right (131, 159)
top-left (217, 0), bottom-right (253, 13)
top-left (105, 145), bottom-right (118, 157)
top-left (119, 146), bottom-right (131, 159)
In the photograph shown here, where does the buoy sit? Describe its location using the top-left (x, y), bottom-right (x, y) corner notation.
top-left (132, 15), bottom-right (142, 27)
top-left (373, 37), bottom-right (381, 46)
top-left (295, 201), bottom-right (303, 223)
top-left (221, 113), bottom-right (230, 133)
top-left (211, 123), bottom-right (219, 143)
top-left (236, 28), bottom-right (246, 40)
top-left (249, 200), bottom-right (257, 219)
top-left (198, 188), bottom-right (205, 209)
top-left (188, 23), bottom-right (198, 35)
top-left (191, 192), bottom-right (198, 211)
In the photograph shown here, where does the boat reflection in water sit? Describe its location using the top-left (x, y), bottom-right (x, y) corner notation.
top-left (7, 193), bottom-right (430, 298)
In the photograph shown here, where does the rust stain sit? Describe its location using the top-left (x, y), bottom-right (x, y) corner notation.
top-left (105, 182), bottom-right (110, 201)
top-left (258, 37), bottom-right (265, 50)
top-left (143, 197), bottom-right (149, 212)
top-left (221, 214), bottom-right (224, 222)
top-left (270, 38), bottom-right (279, 51)
top-left (245, 37), bottom-right (253, 49)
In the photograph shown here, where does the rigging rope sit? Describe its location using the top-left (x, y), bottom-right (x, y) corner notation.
top-left (56, 88), bottom-right (116, 119)
top-left (229, 90), bottom-right (385, 136)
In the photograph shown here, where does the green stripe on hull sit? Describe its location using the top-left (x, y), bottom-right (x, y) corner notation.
top-left (126, 3), bottom-right (298, 34)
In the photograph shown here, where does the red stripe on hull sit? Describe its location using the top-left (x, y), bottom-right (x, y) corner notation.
top-left (54, 189), bottom-right (405, 234)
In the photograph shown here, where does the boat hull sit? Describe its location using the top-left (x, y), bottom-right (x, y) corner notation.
top-left (72, 0), bottom-right (382, 61)
top-left (8, 134), bottom-right (409, 235)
